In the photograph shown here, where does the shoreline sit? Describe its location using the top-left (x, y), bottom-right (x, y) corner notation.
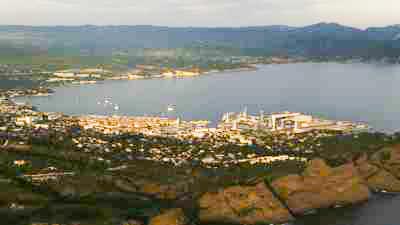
top-left (1, 92), bottom-right (400, 225)
top-left (3, 59), bottom-right (399, 97)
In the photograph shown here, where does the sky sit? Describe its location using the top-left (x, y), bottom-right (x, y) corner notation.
top-left (1, 0), bottom-right (399, 28)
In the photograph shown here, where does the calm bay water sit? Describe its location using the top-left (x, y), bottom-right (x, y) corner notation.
top-left (17, 62), bottom-right (400, 224)
top-left (293, 194), bottom-right (400, 225)
top-left (20, 62), bottom-right (400, 132)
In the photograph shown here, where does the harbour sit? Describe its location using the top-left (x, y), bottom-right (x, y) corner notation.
top-left (17, 62), bottom-right (400, 132)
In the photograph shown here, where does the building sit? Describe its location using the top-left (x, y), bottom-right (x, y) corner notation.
top-left (175, 70), bottom-right (200, 77)
top-left (218, 111), bottom-right (362, 134)
top-left (54, 72), bottom-right (75, 78)
top-left (76, 74), bottom-right (90, 78)
top-left (13, 160), bottom-right (28, 166)
top-left (270, 112), bottom-right (312, 131)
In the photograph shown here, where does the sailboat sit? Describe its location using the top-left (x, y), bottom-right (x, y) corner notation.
top-left (167, 104), bottom-right (175, 112)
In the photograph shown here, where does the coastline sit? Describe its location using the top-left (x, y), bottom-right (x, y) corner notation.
top-left (2, 61), bottom-right (400, 225)
top-left (5, 59), bottom-right (396, 98)
top-left (1, 107), bottom-right (400, 225)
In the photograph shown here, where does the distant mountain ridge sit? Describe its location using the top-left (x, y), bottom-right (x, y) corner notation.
top-left (0, 23), bottom-right (399, 59)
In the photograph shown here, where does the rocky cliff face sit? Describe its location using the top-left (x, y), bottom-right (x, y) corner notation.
top-left (45, 174), bottom-right (190, 201)
top-left (371, 145), bottom-right (400, 178)
top-left (271, 159), bottom-right (371, 215)
top-left (35, 145), bottom-right (400, 225)
top-left (353, 145), bottom-right (400, 192)
top-left (148, 208), bottom-right (188, 225)
top-left (198, 182), bottom-right (293, 225)
top-left (111, 177), bottom-right (187, 200)
top-left (355, 154), bottom-right (400, 192)
top-left (45, 175), bottom-right (108, 198)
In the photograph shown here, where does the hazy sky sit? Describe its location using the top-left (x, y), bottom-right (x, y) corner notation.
top-left (1, 0), bottom-right (399, 28)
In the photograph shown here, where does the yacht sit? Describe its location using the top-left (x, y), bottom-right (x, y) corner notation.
top-left (167, 105), bottom-right (175, 112)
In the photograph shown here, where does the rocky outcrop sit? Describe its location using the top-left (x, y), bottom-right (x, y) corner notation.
top-left (121, 220), bottom-right (144, 225)
top-left (138, 181), bottom-right (186, 200)
top-left (113, 178), bottom-right (139, 193)
top-left (148, 208), bottom-right (187, 225)
top-left (47, 176), bottom-right (100, 198)
top-left (271, 159), bottom-right (370, 215)
top-left (114, 179), bottom-right (189, 200)
top-left (198, 182), bottom-right (293, 225)
top-left (46, 174), bottom-right (188, 200)
top-left (355, 154), bottom-right (400, 192)
top-left (370, 145), bottom-right (400, 178)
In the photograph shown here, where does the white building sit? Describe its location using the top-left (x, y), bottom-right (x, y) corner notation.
top-left (54, 72), bottom-right (75, 78)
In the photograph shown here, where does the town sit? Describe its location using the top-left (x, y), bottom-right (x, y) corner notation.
top-left (0, 95), bottom-right (368, 180)
top-left (77, 109), bottom-right (367, 141)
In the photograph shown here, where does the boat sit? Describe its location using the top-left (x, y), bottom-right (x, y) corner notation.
top-left (33, 93), bottom-right (51, 97)
top-left (167, 105), bottom-right (175, 112)
top-left (377, 189), bottom-right (398, 195)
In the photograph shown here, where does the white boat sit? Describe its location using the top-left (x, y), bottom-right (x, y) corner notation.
top-left (167, 105), bottom-right (175, 111)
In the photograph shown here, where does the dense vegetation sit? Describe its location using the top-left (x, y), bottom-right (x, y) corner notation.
top-left (0, 23), bottom-right (398, 83)
top-left (1, 130), bottom-right (400, 224)
top-left (0, 23), bottom-right (399, 66)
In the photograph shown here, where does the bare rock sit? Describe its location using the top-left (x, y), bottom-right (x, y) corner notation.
top-left (371, 145), bottom-right (400, 178)
top-left (272, 159), bottom-right (370, 215)
top-left (138, 181), bottom-right (188, 200)
top-left (198, 182), bottom-right (293, 225)
top-left (356, 154), bottom-right (400, 192)
top-left (148, 208), bottom-right (187, 225)
top-left (46, 176), bottom-right (108, 198)
top-left (114, 179), bottom-right (138, 193)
